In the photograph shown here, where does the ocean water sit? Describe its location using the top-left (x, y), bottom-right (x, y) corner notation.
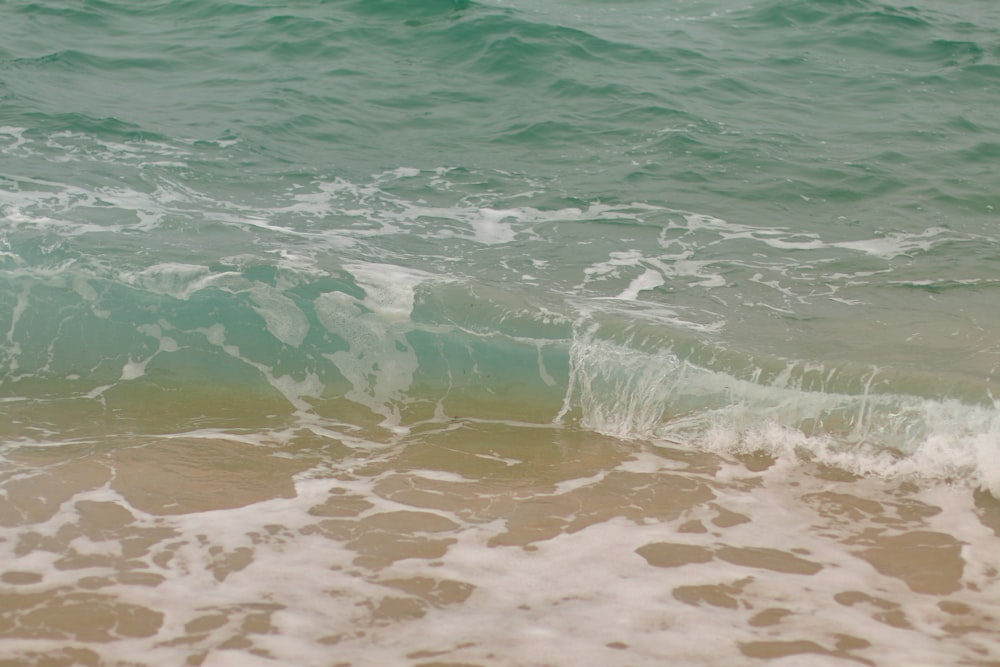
top-left (2, 0), bottom-right (1000, 664)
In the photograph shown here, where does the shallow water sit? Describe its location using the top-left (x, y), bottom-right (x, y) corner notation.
top-left (3, 0), bottom-right (1000, 664)
top-left (2, 415), bottom-right (1000, 666)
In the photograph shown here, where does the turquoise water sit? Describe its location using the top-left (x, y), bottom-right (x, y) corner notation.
top-left (4, 0), bottom-right (999, 484)
top-left (2, 3), bottom-right (1000, 663)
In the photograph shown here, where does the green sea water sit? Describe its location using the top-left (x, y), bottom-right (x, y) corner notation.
top-left (2, 1), bottom-right (1000, 664)
top-left (4, 0), bottom-right (999, 479)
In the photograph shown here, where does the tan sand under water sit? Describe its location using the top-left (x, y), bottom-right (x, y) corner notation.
top-left (1, 414), bottom-right (999, 666)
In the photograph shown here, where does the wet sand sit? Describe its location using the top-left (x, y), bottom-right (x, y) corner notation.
top-left (1, 417), bottom-right (999, 666)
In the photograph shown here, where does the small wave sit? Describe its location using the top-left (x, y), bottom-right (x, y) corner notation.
top-left (560, 321), bottom-right (1000, 494)
top-left (736, 0), bottom-right (931, 30)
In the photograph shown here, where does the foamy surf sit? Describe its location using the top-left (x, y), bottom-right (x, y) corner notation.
top-left (1, 421), bottom-right (999, 666)
top-left (558, 319), bottom-right (1000, 495)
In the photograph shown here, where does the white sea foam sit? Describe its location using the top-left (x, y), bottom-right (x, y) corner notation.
top-left (1, 449), bottom-right (995, 667)
top-left (391, 166), bottom-right (421, 178)
top-left (343, 262), bottom-right (443, 320)
top-left (467, 207), bottom-right (519, 244)
top-left (563, 328), bottom-right (1000, 493)
top-left (833, 227), bottom-right (950, 259)
top-left (120, 358), bottom-right (147, 381)
top-left (0, 126), bottom-right (28, 153)
top-left (120, 263), bottom-right (237, 300)
top-left (617, 267), bottom-right (665, 300)
top-left (249, 284), bottom-right (309, 348)
top-left (195, 323), bottom-right (323, 411)
top-left (314, 278), bottom-right (421, 428)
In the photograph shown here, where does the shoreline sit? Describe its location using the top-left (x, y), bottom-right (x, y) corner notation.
top-left (2, 421), bottom-right (999, 665)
